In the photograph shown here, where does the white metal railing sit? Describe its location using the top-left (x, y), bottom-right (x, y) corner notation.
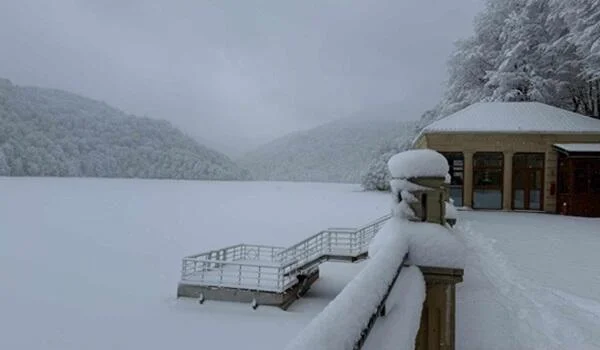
top-left (180, 214), bottom-right (392, 293)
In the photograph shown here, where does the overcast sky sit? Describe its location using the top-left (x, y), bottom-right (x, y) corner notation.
top-left (0, 0), bottom-right (483, 156)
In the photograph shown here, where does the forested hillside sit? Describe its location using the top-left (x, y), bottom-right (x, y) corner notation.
top-left (240, 117), bottom-right (418, 184)
top-left (362, 0), bottom-right (600, 190)
top-left (0, 78), bottom-right (250, 180)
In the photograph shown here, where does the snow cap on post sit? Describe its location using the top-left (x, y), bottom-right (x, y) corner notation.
top-left (387, 149), bottom-right (449, 179)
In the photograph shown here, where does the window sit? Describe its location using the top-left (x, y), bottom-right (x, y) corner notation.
top-left (473, 152), bottom-right (503, 209)
top-left (442, 152), bottom-right (464, 207)
top-left (513, 153), bottom-right (544, 168)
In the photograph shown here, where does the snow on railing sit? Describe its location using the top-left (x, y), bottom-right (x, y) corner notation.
top-left (181, 256), bottom-right (298, 292)
top-left (277, 214), bottom-right (390, 268)
top-left (353, 252), bottom-right (409, 349)
top-left (284, 217), bottom-right (412, 350)
top-left (180, 214), bottom-right (392, 293)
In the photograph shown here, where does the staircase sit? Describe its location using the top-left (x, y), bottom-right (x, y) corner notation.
top-left (177, 214), bottom-right (391, 309)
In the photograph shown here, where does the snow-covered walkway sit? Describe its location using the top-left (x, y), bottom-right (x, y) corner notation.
top-left (456, 211), bottom-right (600, 350)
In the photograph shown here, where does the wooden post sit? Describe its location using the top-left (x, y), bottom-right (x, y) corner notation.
top-left (415, 266), bottom-right (464, 350)
top-left (463, 152), bottom-right (474, 208)
top-left (503, 151), bottom-right (513, 210)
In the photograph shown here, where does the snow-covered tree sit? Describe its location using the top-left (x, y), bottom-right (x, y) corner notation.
top-left (557, 0), bottom-right (600, 79)
top-left (439, 0), bottom-right (598, 117)
top-left (0, 150), bottom-right (10, 175)
top-left (361, 137), bottom-right (414, 191)
top-left (555, 0), bottom-right (600, 116)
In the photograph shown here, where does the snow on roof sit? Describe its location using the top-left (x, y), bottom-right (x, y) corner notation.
top-left (421, 102), bottom-right (600, 135)
top-left (553, 143), bottom-right (600, 153)
top-left (388, 149), bottom-right (449, 179)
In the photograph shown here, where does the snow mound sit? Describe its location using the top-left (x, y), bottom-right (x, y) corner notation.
top-left (285, 219), bottom-right (410, 350)
top-left (445, 201), bottom-right (458, 220)
top-left (369, 216), bottom-right (405, 258)
top-left (401, 220), bottom-right (466, 269)
top-left (374, 207), bottom-right (464, 269)
top-left (387, 149), bottom-right (449, 179)
top-left (390, 178), bottom-right (431, 194)
top-left (363, 266), bottom-right (426, 350)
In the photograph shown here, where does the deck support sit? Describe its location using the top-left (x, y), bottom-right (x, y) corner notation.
top-left (177, 268), bottom-right (320, 310)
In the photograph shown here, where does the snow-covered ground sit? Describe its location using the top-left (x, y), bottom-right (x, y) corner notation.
top-left (1, 178), bottom-right (599, 349)
top-left (0, 178), bottom-right (385, 350)
top-left (457, 211), bottom-right (600, 349)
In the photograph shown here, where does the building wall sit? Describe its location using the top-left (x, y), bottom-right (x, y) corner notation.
top-left (415, 133), bottom-right (600, 213)
top-left (413, 134), bottom-right (428, 149)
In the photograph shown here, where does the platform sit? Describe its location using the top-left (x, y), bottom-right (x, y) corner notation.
top-left (177, 214), bottom-right (391, 309)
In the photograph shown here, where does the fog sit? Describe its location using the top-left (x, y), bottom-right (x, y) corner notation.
top-left (0, 0), bottom-right (483, 156)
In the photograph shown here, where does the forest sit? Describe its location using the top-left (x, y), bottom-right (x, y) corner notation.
top-left (0, 79), bottom-right (250, 180)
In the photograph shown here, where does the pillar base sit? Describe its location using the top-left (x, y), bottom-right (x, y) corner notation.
top-left (415, 266), bottom-right (464, 350)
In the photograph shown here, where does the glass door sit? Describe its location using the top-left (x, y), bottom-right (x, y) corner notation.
top-left (442, 153), bottom-right (464, 207)
top-left (513, 170), bottom-right (526, 209)
top-left (473, 153), bottom-right (504, 209)
top-left (528, 170), bottom-right (543, 210)
top-left (512, 153), bottom-right (544, 210)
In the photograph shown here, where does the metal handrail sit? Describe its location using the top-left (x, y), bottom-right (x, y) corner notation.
top-left (353, 253), bottom-right (409, 350)
top-left (180, 214), bottom-right (392, 293)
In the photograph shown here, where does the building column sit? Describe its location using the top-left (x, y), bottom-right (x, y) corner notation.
top-left (503, 152), bottom-right (514, 210)
top-left (463, 151), bottom-right (474, 208)
top-left (544, 151), bottom-right (557, 213)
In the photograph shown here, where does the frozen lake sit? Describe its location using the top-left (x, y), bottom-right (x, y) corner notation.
top-left (1, 177), bottom-right (599, 349)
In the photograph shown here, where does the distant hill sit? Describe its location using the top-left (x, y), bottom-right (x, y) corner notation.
top-left (0, 78), bottom-right (250, 180)
top-left (239, 116), bottom-right (418, 183)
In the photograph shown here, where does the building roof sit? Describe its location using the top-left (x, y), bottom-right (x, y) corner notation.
top-left (554, 143), bottom-right (600, 153)
top-left (421, 102), bottom-right (600, 135)
top-left (553, 143), bottom-right (600, 157)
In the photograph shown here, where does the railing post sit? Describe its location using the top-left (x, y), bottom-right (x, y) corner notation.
top-left (319, 233), bottom-right (323, 254)
top-left (257, 266), bottom-right (262, 288)
top-left (358, 230), bottom-right (362, 253)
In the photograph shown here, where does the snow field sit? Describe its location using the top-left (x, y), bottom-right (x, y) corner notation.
top-left (0, 178), bottom-right (388, 350)
top-left (1, 178), bottom-right (600, 349)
